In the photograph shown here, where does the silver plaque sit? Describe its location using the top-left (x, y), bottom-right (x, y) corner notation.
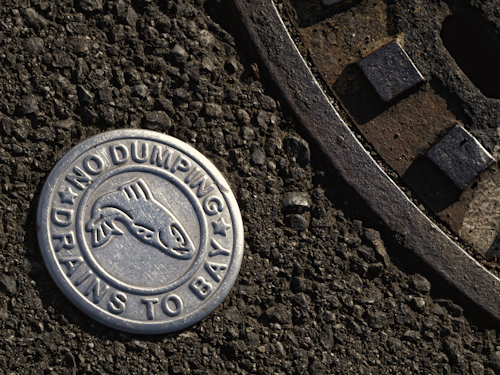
top-left (37, 130), bottom-right (244, 334)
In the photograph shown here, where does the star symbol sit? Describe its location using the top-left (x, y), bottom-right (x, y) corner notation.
top-left (59, 187), bottom-right (78, 205)
top-left (212, 218), bottom-right (231, 236)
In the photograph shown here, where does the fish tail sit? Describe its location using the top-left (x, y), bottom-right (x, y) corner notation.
top-left (86, 217), bottom-right (123, 248)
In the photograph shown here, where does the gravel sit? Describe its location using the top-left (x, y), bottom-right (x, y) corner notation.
top-left (0, 0), bottom-right (498, 374)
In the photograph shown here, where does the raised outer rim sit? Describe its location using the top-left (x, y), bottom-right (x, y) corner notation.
top-left (233, 0), bottom-right (500, 321)
top-left (37, 129), bottom-right (244, 334)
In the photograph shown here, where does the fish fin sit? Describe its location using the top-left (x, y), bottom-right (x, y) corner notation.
top-left (103, 218), bottom-right (124, 236)
top-left (91, 223), bottom-right (110, 248)
top-left (87, 217), bottom-right (123, 248)
top-left (119, 178), bottom-right (153, 201)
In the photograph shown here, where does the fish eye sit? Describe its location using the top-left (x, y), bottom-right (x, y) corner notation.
top-left (170, 225), bottom-right (186, 247)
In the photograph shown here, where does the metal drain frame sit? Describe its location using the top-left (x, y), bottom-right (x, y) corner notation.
top-left (233, 0), bottom-right (500, 322)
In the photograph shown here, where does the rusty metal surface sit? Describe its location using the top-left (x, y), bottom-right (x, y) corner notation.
top-left (283, 0), bottom-right (500, 262)
top-left (233, 0), bottom-right (500, 321)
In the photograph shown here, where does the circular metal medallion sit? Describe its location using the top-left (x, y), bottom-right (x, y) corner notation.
top-left (37, 130), bottom-right (244, 334)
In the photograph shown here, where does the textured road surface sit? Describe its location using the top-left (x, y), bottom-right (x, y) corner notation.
top-left (0, 0), bottom-right (500, 374)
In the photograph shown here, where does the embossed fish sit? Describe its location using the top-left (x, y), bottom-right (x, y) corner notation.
top-left (85, 178), bottom-right (195, 260)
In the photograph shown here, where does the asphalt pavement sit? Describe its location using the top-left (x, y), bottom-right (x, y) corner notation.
top-left (1, 0), bottom-right (500, 374)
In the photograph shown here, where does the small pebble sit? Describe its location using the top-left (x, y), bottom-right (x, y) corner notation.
top-left (412, 274), bottom-right (432, 294)
top-left (251, 149), bottom-right (265, 165)
top-left (236, 109), bottom-right (251, 125)
top-left (241, 127), bottom-right (255, 141)
top-left (288, 214), bottom-right (308, 231)
top-left (490, 351), bottom-right (500, 373)
top-left (144, 111), bottom-right (171, 130)
top-left (282, 192), bottom-right (311, 214)
top-left (204, 103), bottom-right (223, 118)
top-left (284, 136), bottom-right (310, 167)
top-left (18, 96), bottom-right (38, 115)
top-left (132, 84), bottom-right (148, 98)
top-left (471, 362), bottom-right (484, 375)
top-left (170, 44), bottom-right (189, 64)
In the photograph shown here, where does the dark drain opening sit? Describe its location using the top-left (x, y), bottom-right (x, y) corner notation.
top-left (441, 13), bottom-right (500, 99)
